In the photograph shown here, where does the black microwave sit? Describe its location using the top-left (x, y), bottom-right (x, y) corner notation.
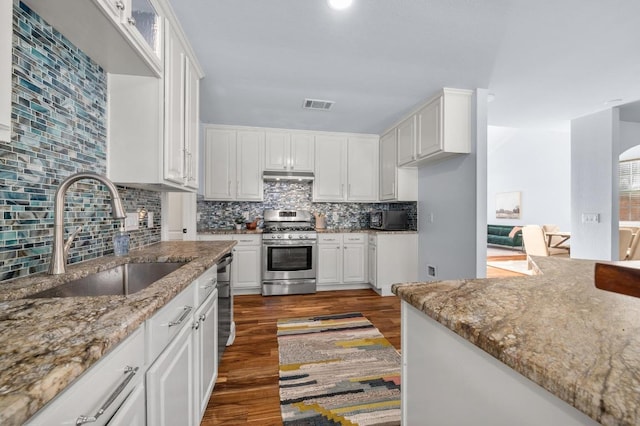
top-left (370, 210), bottom-right (408, 230)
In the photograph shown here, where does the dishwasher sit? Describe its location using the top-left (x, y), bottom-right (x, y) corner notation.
top-left (217, 252), bottom-right (235, 363)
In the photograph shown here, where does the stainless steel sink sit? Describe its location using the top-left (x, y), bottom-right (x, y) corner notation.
top-left (28, 262), bottom-right (187, 298)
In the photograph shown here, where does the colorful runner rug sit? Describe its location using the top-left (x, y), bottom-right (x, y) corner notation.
top-left (277, 312), bottom-right (401, 425)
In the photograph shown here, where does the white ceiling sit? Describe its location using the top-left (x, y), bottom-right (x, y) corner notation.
top-left (168, 0), bottom-right (640, 134)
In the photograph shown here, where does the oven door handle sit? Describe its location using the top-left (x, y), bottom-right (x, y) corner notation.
top-left (262, 241), bottom-right (316, 246)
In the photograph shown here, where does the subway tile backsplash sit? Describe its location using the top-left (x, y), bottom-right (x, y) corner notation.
top-left (0, 3), bottom-right (161, 282)
top-left (197, 181), bottom-right (417, 230)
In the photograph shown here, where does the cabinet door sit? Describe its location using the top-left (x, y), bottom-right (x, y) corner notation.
top-left (108, 382), bottom-right (146, 426)
top-left (343, 243), bottom-right (366, 283)
top-left (368, 243), bottom-right (377, 288)
top-left (290, 133), bottom-right (314, 172)
top-left (347, 137), bottom-right (378, 202)
top-left (317, 244), bottom-right (342, 284)
top-left (184, 56), bottom-right (200, 189)
top-left (397, 115), bottom-right (416, 166)
top-left (236, 131), bottom-right (264, 200)
top-left (417, 97), bottom-right (442, 159)
top-left (147, 321), bottom-right (195, 426)
top-left (314, 135), bottom-right (346, 201)
top-left (194, 290), bottom-right (218, 420)
top-left (265, 131), bottom-right (290, 171)
top-left (231, 244), bottom-right (261, 290)
top-left (164, 23), bottom-right (187, 184)
top-left (379, 130), bottom-right (397, 201)
top-left (204, 128), bottom-right (236, 200)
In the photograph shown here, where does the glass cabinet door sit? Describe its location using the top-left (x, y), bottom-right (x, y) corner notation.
top-left (129, 0), bottom-right (161, 58)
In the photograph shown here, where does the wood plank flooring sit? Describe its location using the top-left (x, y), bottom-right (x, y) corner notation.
top-left (202, 261), bottom-right (524, 425)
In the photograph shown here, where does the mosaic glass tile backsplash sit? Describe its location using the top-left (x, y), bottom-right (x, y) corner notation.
top-left (197, 181), bottom-right (417, 230)
top-left (0, 3), bottom-right (161, 281)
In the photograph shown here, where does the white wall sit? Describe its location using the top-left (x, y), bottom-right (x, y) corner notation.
top-left (620, 121), bottom-right (640, 155)
top-left (418, 89), bottom-right (488, 281)
top-left (487, 126), bottom-right (571, 230)
top-left (570, 109), bottom-right (619, 260)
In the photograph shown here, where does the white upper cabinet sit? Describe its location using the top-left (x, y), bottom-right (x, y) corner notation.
top-left (24, 0), bottom-right (162, 76)
top-left (392, 88), bottom-right (472, 167)
top-left (381, 130), bottom-right (417, 202)
top-left (0, 0), bottom-right (11, 141)
top-left (347, 136), bottom-right (379, 201)
top-left (265, 132), bottom-right (314, 172)
top-left (397, 116), bottom-right (417, 166)
top-left (108, 12), bottom-right (203, 191)
top-left (203, 127), bottom-right (264, 201)
top-left (236, 131), bottom-right (265, 200)
top-left (314, 135), bottom-right (347, 201)
top-left (314, 135), bottom-right (378, 202)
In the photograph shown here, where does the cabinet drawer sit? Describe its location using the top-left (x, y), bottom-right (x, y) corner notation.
top-left (26, 327), bottom-right (145, 426)
top-left (318, 234), bottom-right (342, 244)
top-left (146, 282), bottom-right (196, 363)
top-left (194, 264), bottom-right (217, 308)
top-left (343, 234), bottom-right (366, 244)
top-left (233, 234), bottom-right (261, 245)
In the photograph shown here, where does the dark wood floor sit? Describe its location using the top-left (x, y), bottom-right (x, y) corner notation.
top-left (201, 261), bottom-right (524, 425)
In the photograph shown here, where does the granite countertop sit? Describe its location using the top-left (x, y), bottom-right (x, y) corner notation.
top-left (392, 256), bottom-right (640, 426)
top-left (0, 241), bottom-right (236, 426)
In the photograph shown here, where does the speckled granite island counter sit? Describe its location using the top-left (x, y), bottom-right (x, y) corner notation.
top-left (392, 256), bottom-right (640, 426)
top-left (0, 241), bottom-right (235, 426)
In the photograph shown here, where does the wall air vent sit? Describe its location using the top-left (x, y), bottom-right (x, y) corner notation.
top-left (302, 98), bottom-right (334, 111)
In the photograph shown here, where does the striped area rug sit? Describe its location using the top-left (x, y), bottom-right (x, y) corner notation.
top-left (277, 312), bottom-right (401, 426)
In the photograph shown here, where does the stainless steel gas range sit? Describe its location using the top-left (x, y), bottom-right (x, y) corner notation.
top-left (262, 209), bottom-right (317, 296)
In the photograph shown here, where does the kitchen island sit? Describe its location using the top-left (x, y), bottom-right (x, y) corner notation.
top-left (0, 241), bottom-right (235, 426)
top-left (392, 256), bottom-right (640, 425)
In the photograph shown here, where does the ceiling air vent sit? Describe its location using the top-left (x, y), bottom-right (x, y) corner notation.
top-left (303, 98), bottom-right (334, 111)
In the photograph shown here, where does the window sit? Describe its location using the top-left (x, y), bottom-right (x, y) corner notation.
top-left (619, 160), bottom-right (640, 221)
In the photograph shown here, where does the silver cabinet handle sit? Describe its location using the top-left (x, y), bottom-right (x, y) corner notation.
top-left (168, 306), bottom-right (193, 327)
top-left (341, 184), bottom-right (344, 197)
top-left (127, 17), bottom-right (136, 25)
top-left (199, 313), bottom-right (206, 322)
top-left (115, 1), bottom-right (125, 10)
top-left (228, 181), bottom-right (231, 194)
top-left (76, 366), bottom-right (139, 425)
top-left (239, 239), bottom-right (254, 243)
top-left (348, 184), bottom-right (351, 197)
top-left (192, 320), bottom-right (200, 330)
top-left (202, 278), bottom-right (216, 290)
top-left (336, 246), bottom-right (340, 249)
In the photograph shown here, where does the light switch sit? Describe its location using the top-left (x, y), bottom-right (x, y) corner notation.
top-left (582, 213), bottom-right (600, 224)
top-left (124, 212), bottom-right (139, 231)
top-left (147, 212), bottom-right (154, 228)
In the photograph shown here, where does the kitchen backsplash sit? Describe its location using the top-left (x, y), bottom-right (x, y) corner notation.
top-left (0, 3), bottom-right (161, 281)
top-left (197, 181), bottom-right (417, 230)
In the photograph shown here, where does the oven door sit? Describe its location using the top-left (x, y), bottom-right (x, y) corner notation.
top-left (262, 240), bottom-right (316, 281)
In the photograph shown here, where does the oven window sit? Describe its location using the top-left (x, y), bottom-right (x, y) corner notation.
top-left (267, 246), bottom-right (313, 271)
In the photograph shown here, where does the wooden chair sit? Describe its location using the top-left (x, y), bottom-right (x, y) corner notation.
top-left (619, 228), bottom-right (634, 260)
top-left (522, 225), bottom-right (569, 257)
top-left (542, 224), bottom-right (569, 249)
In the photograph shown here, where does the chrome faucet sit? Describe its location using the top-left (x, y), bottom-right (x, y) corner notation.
top-left (48, 172), bottom-right (126, 275)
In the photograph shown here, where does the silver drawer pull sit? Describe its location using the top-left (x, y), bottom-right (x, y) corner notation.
top-left (202, 278), bottom-right (216, 290)
top-left (76, 366), bottom-right (139, 425)
top-left (168, 306), bottom-right (193, 327)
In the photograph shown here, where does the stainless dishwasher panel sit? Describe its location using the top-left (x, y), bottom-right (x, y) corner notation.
top-left (217, 252), bottom-right (233, 364)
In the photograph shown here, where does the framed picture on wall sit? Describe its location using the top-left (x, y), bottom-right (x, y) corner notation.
top-left (496, 191), bottom-right (521, 219)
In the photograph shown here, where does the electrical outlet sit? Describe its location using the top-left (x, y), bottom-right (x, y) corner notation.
top-left (582, 213), bottom-right (600, 224)
top-left (124, 212), bottom-right (139, 231)
top-left (427, 265), bottom-right (436, 277)
top-left (147, 212), bottom-right (154, 228)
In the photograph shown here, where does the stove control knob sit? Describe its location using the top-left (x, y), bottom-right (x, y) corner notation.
top-left (288, 235), bottom-right (293, 239)
top-left (277, 235), bottom-right (282, 239)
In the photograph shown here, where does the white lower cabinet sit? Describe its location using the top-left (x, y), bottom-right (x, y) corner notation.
top-left (26, 262), bottom-right (222, 426)
top-left (317, 233), bottom-right (367, 288)
top-left (146, 315), bottom-right (196, 426)
top-left (194, 289), bottom-right (219, 419)
top-left (26, 327), bottom-right (146, 426)
top-left (197, 234), bottom-right (262, 294)
top-left (368, 233), bottom-right (418, 296)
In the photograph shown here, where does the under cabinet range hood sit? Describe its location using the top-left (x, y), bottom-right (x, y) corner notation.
top-left (263, 171), bottom-right (314, 181)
